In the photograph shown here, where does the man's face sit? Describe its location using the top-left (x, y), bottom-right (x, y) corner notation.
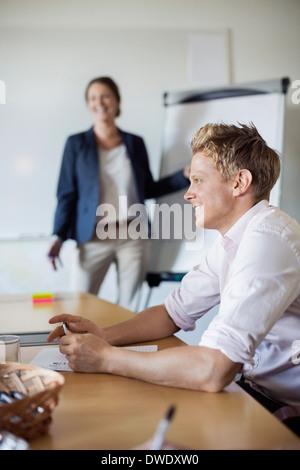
top-left (184, 151), bottom-right (236, 235)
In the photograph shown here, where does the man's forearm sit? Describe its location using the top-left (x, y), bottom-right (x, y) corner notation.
top-left (103, 304), bottom-right (179, 346)
top-left (103, 344), bottom-right (240, 392)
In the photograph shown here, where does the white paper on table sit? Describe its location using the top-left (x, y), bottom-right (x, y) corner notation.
top-left (30, 345), bottom-right (158, 372)
top-left (122, 345), bottom-right (158, 352)
top-left (30, 347), bottom-right (73, 371)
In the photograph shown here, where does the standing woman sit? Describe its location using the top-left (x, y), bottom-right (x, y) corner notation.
top-left (48, 77), bottom-right (188, 310)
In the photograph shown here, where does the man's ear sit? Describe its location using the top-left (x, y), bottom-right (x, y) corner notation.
top-left (232, 169), bottom-right (253, 196)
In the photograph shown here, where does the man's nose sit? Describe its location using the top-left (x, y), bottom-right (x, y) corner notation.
top-left (184, 185), bottom-right (194, 202)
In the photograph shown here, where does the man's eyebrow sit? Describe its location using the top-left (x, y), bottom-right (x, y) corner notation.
top-left (190, 172), bottom-right (206, 180)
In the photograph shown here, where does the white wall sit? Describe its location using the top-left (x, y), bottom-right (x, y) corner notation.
top-left (1, 0), bottom-right (300, 343)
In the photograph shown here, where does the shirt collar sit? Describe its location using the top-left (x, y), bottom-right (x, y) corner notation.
top-left (221, 200), bottom-right (269, 252)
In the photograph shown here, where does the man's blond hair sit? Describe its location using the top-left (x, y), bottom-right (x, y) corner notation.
top-left (191, 122), bottom-right (281, 201)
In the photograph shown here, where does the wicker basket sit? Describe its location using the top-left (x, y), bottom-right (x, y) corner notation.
top-left (0, 362), bottom-right (64, 440)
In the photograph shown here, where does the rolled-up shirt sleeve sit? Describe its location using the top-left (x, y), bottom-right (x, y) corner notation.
top-left (165, 245), bottom-right (221, 331)
top-left (199, 227), bottom-right (300, 366)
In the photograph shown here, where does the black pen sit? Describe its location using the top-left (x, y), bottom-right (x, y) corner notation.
top-left (149, 405), bottom-right (176, 450)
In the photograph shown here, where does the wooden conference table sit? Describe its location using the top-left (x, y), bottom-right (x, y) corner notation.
top-left (1, 292), bottom-right (299, 450)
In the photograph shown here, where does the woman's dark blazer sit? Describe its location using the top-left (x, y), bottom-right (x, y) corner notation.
top-left (53, 127), bottom-right (189, 243)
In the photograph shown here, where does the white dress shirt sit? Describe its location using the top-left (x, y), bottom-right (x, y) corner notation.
top-left (165, 200), bottom-right (300, 405)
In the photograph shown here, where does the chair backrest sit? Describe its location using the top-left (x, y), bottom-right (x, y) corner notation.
top-left (274, 405), bottom-right (300, 437)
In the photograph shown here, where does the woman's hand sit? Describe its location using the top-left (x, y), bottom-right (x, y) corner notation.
top-left (59, 332), bottom-right (112, 373)
top-left (47, 239), bottom-right (63, 270)
top-left (47, 314), bottom-right (105, 343)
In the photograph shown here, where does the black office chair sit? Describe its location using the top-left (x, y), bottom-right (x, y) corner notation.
top-left (143, 271), bottom-right (186, 309)
top-left (274, 405), bottom-right (300, 437)
top-left (237, 377), bottom-right (300, 438)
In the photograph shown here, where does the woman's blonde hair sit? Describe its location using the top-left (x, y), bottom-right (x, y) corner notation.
top-left (191, 122), bottom-right (281, 201)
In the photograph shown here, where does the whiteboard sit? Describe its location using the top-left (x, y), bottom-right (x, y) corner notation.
top-left (148, 78), bottom-right (289, 273)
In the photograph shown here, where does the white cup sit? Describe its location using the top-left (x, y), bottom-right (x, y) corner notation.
top-left (0, 335), bottom-right (21, 363)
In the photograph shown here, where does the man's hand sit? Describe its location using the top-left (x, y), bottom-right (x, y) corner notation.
top-left (59, 332), bottom-right (112, 373)
top-left (47, 314), bottom-right (105, 343)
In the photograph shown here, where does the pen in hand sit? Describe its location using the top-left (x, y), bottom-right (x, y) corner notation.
top-left (149, 405), bottom-right (176, 450)
top-left (62, 322), bottom-right (68, 335)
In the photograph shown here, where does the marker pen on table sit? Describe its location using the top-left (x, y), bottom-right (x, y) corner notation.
top-left (149, 405), bottom-right (176, 450)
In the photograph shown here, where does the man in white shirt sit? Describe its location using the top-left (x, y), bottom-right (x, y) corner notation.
top-left (48, 123), bottom-right (300, 411)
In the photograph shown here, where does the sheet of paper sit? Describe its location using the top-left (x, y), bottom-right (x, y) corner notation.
top-left (122, 345), bottom-right (158, 352)
top-left (187, 31), bottom-right (230, 87)
top-left (30, 347), bottom-right (73, 371)
top-left (30, 345), bottom-right (158, 372)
